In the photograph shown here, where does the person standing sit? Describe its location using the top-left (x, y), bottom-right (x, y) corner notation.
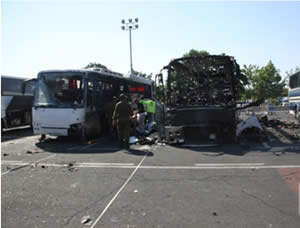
top-left (112, 94), bottom-right (132, 149)
top-left (105, 96), bottom-right (118, 137)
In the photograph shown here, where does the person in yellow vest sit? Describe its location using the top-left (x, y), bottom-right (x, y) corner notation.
top-left (140, 98), bottom-right (156, 123)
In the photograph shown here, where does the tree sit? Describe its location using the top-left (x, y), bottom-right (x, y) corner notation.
top-left (182, 49), bottom-right (210, 57)
top-left (84, 62), bottom-right (109, 70)
top-left (132, 70), bottom-right (153, 80)
top-left (239, 64), bottom-right (260, 101)
top-left (251, 61), bottom-right (285, 101)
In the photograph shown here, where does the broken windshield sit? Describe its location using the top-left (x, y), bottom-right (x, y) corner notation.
top-left (34, 72), bottom-right (84, 108)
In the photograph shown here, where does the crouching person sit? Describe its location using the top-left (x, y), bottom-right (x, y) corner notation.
top-left (112, 94), bottom-right (132, 149)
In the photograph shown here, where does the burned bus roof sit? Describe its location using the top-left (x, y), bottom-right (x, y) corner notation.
top-left (167, 55), bottom-right (239, 72)
top-left (165, 55), bottom-right (239, 108)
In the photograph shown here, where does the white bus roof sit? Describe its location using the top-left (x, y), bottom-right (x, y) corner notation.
top-left (38, 68), bottom-right (124, 79)
top-left (124, 72), bottom-right (153, 85)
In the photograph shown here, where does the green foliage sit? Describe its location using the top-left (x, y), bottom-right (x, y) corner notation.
top-left (281, 87), bottom-right (288, 97)
top-left (132, 70), bottom-right (153, 80)
top-left (84, 62), bottom-right (109, 70)
top-left (182, 49), bottom-right (210, 57)
top-left (242, 61), bottom-right (285, 101)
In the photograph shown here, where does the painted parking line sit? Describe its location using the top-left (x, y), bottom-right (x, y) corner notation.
top-left (194, 163), bottom-right (265, 166)
top-left (2, 162), bottom-right (300, 170)
top-left (90, 150), bottom-right (150, 228)
top-left (1, 154), bottom-right (56, 176)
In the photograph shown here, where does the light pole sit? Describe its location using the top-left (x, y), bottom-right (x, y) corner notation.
top-left (121, 18), bottom-right (139, 73)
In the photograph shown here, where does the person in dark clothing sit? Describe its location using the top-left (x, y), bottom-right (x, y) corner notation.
top-left (112, 94), bottom-right (132, 149)
top-left (105, 96), bottom-right (118, 137)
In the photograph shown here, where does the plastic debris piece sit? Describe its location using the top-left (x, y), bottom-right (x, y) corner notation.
top-left (81, 216), bottom-right (91, 224)
top-left (212, 212), bottom-right (218, 216)
top-left (129, 136), bottom-right (139, 144)
top-left (26, 150), bottom-right (33, 154)
top-left (3, 153), bottom-right (8, 156)
top-left (236, 116), bottom-right (263, 136)
top-left (134, 189), bottom-right (139, 193)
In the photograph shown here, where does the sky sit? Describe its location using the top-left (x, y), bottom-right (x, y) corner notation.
top-left (1, 0), bottom-right (300, 79)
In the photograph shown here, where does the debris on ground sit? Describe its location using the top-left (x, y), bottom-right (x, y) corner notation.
top-left (212, 212), bottom-right (218, 216)
top-left (129, 136), bottom-right (139, 144)
top-left (67, 162), bottom-right (78, 172)
top-left (81, 215), bottom-right (91, 224)
top-left (258, 115), bottom-right (300, 129)
top-left (138, 137), bottom-right (156, 145)
top-left (3, 153), bottom-right (9, 156)
top-left (237, 116), bottom-right (266, 143)
top-left (257, 115), bottom-right (300, 142)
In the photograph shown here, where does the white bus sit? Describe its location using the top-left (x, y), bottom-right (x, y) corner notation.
top-left (288, 71), bottom-right (300, 119)
top-left (32, 68), bottom-right (153, 140)
top-left (1, 75), bottom-right (35, 132)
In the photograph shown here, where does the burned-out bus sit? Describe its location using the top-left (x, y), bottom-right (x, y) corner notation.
top-left (1, 75), bottom-right (35, 132)
top-left (32, 68), bottom-right (153, 139)
top-left (159, 55), bottom-right (240, 145)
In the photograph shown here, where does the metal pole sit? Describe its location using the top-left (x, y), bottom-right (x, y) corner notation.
top-left (129, 28), bottom-right (133, 73)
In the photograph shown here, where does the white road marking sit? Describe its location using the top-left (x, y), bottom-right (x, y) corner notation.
top-left (77, 162), bottom-right (135, 166)
top-left (90, 151), bottom-right (150, 228)
top-left (1, 154), bottom-right (56, 176)
top-left (194, 163), bottom-right (265, 166)
top-left (2, 161), bottom-right (300, 170)
top-left (138, 165), bottom-right (300, 169)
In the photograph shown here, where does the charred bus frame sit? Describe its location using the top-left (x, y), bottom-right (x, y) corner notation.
top-left (160, 55), bottom-right (241, 145)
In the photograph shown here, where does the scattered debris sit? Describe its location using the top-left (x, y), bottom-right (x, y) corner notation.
top-left (81, 216), bottom-right (91, 224)
top-left (138, 137), bottom-right (156, 145)
top-left (237, 116), bottom-right (263, 136)
top-left (274, 152), bottom-right (282, 156)
top-left (67, 163), bottom-right (78, 172)
top-left (258, 115), bottom-right (300, 129)
top-left (129, 136), bottom-right (139, 144)
top-left (26, 150), bottom-right (43, 154)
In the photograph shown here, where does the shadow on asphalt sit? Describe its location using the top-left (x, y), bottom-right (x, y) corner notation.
top-left (35, 136), bottom-right (154, 156)
top-left (1, 127), bottom-right (34, 142)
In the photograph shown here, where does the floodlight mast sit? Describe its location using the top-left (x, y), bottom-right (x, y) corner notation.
top-left (121, 18), bottom-right (139, 74)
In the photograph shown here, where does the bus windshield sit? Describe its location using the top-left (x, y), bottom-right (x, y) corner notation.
top-left (35, 72), bottom-right (84, 108)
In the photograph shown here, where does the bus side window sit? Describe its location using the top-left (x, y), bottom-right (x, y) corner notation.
top-left (95, 79), bottom-right (103, 106)
top-left (24, 80), bottom-right (36, 96)
top-left (87, 80), bottom-right (94, 107)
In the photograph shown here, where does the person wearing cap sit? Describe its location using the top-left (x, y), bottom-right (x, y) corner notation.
top-left (112, 94), bottom-right (133, 149)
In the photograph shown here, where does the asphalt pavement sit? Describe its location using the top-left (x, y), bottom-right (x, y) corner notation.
top-left (1, 115), bottom-right (300, 228)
